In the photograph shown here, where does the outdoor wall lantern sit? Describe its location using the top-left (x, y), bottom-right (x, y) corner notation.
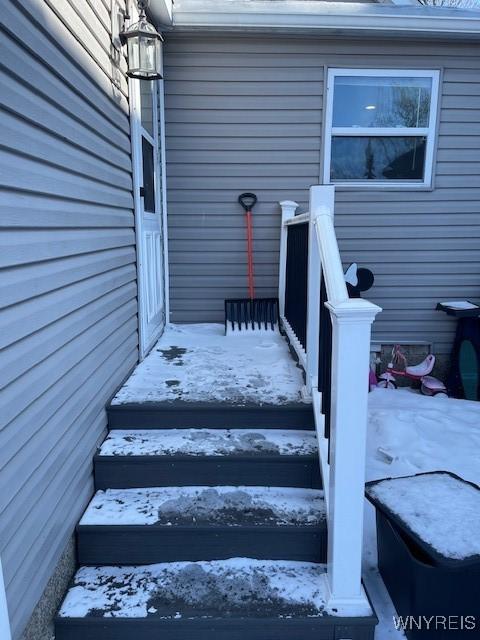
top-left (120, 0), bottom-right (163, 80)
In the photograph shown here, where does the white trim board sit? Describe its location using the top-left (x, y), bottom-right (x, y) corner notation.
top-left (158, 79), bottom-right (171, 326)
top-left (0, 558), bottom-right (11, 640)
top-left (149, 0), bottom-right (173, 26)
top-left (170, 0), bottom-right (480, 39)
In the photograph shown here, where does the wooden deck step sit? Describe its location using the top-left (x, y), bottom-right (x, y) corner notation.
top-left (56, 559), bottom-right (377, 640)
top-left (94, 428), bottom-right (321, 489)
top-left (107, 402), bottom-right (314, 430)
top-left (77, 486), bottom-right (327, 565)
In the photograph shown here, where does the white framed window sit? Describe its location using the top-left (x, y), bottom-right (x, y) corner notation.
top-left (323, 69), bottom-right (440, 188)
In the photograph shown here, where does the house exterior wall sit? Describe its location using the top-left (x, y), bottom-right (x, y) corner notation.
top-left (0, 1), bottom-right (137, 637)
top-left (164, 34), bottom-right (480, 356)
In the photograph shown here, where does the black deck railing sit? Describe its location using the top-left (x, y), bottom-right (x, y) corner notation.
top-left (318, 273), bottom-right (332, 440)
top-left (284, 221), bottom-right (333, 443)
top-left (284, 222), bottom-right (308, 350)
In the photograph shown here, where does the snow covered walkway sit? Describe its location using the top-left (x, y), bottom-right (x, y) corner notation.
top-left (112, 324), bottom-right (304, 405)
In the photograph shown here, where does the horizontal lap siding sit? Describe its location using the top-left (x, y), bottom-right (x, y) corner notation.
top-left (164, 36), bottom-right (323, 323)
top-left (164, 35), bottom-right (480, 352)
top-left (0, 0), bottom-right (137, 637)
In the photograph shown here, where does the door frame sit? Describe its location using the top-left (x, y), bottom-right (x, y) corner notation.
top-left (158, 78), bottom-right (170, 329)
top-left (0, 557), bottom-right (11, 640)
top-left (129, 76), bottom-right (170, 360)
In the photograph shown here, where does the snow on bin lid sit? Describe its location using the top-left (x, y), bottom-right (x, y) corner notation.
top-left (366, 472), bottom-right (480, 563)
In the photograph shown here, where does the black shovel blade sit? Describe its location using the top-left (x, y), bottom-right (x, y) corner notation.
top-left (224, 298), bottom-right (279, 333)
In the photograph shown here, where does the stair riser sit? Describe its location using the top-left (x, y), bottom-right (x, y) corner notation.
top-left (55, 618), bottom-right (376, 640)
top-left (107, 404), bottom-right (314, 430)
top-left (94, 456), bottom-right (321, 490)
top-left (76, 526), bottom-right (327, 565)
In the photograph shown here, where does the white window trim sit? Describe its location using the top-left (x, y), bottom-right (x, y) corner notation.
top-left (323, 68), bottom-right (440, 189)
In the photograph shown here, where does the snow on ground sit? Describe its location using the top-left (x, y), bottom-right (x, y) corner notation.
top-left (59, 559), bottom-right (372, 619)
top-left (112, 324), bottom-right (304, 405)
top-left (99, 428), bottom-right (317, 457)
top-left (366, 387), bottom-right (480, 486)
top-left (81, 486), bottom-right (325, 526)
top-left (367, 473), bottom-right (480, 561)
top-left (365, 388), bottom-right (480, 638)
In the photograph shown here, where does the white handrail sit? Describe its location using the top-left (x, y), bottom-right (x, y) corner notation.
top-left (279, 186), bottom-right (382, 614)
top-left (309, 185), bottom-right (349, 307)
top-left (314, 217), bottom-right (348, 305)
top-left (284, 212), bottom-right (310, 226)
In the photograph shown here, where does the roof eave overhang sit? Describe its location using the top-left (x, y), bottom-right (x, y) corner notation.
top-left (150, 0), bottom-right (480, 41)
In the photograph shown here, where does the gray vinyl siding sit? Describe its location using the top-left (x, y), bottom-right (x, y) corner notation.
top-left (164, 35), bottom-right (480, 355)
top-left (0, 1), bottom-right (137, 637)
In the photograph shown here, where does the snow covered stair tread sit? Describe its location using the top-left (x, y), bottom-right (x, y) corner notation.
top-left (81, 486), bottom-right (326, 527)
top-left (58, 559), bottom-right (373, 620)
top-left (94, 429), bottom-right (321, 489)
top-left (77, 487), bottom-right (327, 565)
top-left (367, 472), bottom-right (480, 562)
top-left (98, 428), bottom-right (317, 457)
top-left (111, 323), bottom-right (304, 405)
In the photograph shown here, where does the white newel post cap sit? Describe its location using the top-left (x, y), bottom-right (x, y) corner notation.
top-left (279, 200), bottom-right (299, 221)
top-left (326, 298), bottom-right (382, 323)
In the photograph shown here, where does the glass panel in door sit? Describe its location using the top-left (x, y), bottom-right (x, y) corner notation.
top-left (141, 137), bottom-right (156, 212)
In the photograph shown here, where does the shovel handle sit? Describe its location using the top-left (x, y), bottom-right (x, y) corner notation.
top-left (246, 210), bottom-right (255, 299)
top-left (238, 192), bottom-right (257, 212)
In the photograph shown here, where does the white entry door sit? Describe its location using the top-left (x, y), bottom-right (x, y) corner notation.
top-left (130, 78), bottom-right (167, 358)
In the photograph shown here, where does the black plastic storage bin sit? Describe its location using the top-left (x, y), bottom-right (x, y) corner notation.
top-left (366, 472), bottom-right (480, 639)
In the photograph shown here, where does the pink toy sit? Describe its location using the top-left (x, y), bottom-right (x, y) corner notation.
top-left (378, 344), bottom-right (447, 397)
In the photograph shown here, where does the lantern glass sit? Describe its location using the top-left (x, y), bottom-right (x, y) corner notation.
top-left (127, 37), bottom-right (140, 73)
top-left (139, 35), bottom-right (158, 76)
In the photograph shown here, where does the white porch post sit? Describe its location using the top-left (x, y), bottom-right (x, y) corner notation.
top-left (278, 200), bottom-right (298, 317)
top-left (325, 298), bottom-right (381, 609)
top-left (306, 186), bottom-right (335, 393)
top-left (0, 557), bottom-right (11, 640)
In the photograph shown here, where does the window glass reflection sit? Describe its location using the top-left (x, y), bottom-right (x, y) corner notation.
top-left (332, 76), bottom-right (432, 128)
top-left (331, 136), bottom-right (426, 181)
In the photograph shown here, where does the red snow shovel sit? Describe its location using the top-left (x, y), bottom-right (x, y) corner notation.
top-left (224, 192), bottom-right (279, 334)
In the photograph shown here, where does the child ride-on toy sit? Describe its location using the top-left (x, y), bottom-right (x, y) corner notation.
top-left (378, 344), bottom-right (447, 397)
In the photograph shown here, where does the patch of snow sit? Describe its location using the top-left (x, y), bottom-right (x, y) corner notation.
top-left (362, 567), bottom-right (406, 640)
top-left (365, 388), bottom-right (480, 637)
top-left (80, 486), bottom-right (325, 526)
top-left (367, 388), bottom-right (480, 487)
top-left (59, 559), bottom-right (372, 619)
top-left (439, 301), bottom-right (478, 311)
top-left (225, 326), bottom-right (279, 336)
top-left (112, 324), bottom-right (304, 405)
top-left (99, 428), bottom-right (317, 457)
top-left (367, 473), bottom-right (480, 561)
